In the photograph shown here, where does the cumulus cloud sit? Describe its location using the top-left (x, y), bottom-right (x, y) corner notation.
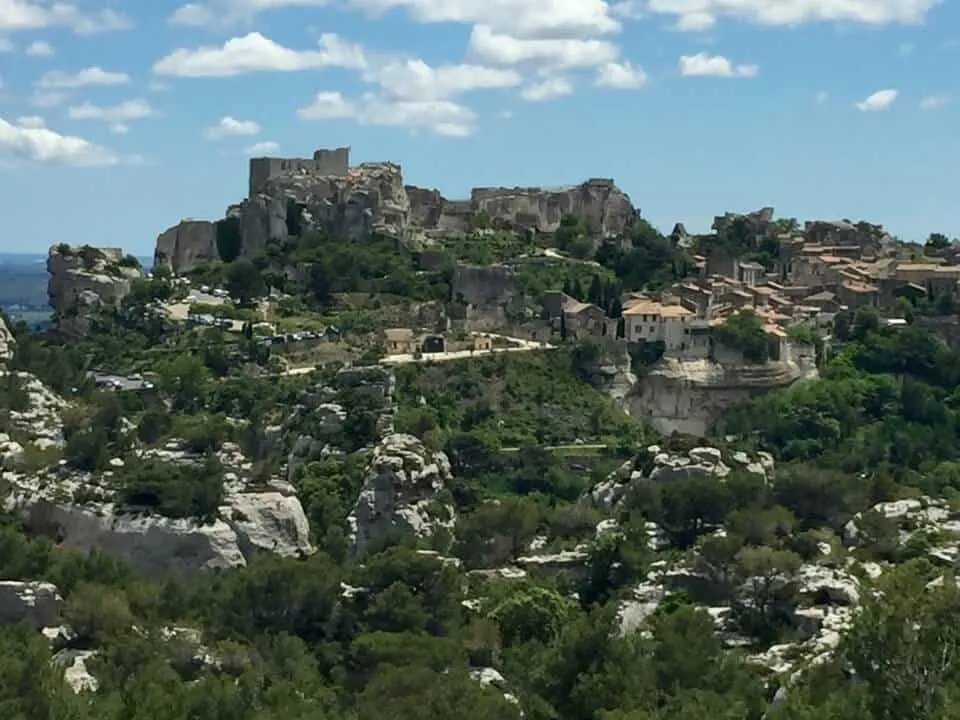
top-left (37, 66), bottom-right (129, 88)
top-left (520, 76), bottom-right (573, 101)
top-left (646, 0), bottom-right (939, 31)
top-left (25, 39), bottom-right (53, 56)
top-left (856, 89), bottom-right (897, 111)
top-left (297, 90), bottom-right (477, 137)
top-left (467, 24), bottom-right (618, 69)
top-left (367, 58), bottom-right (521, 100)
top-left (170, 0), bottom-right (329, 26)
top-left (68, 99), bottom-right (156, 135)
top-left (594, 60), bottom-right (647, 88)
top-left (68, 99), bottom-right (155, 122)
top-left (0, 2), bottom-right (131, 34)
top-left (153, 32), bottom-right (366, 77)
top-left (679, 53), bottom-right (758, 77)
top-left (205, 116), bottom-right (261, 139)
top-left (347, 0), bottom-right (620, 38)
top-left (0, 114), bottom-right (117, 165)
top-left (244, 140), bottom-right (280, 155)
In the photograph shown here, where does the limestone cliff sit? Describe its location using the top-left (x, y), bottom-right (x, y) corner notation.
top-left (452, 264), bottom-right (527, 329)
top-left (627, 357), bottom-right (817, 437)
top-left (471, 179), bottom-right (636, 235)
top-left (47, 244), bottom-right (141, 335)
top-left (154, 220), bottom-right (221, 273)
top-left (406, 178), bottom-right (638, 237)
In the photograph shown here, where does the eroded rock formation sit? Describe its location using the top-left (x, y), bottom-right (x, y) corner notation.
top-left (627, 356), bottom-right (817, 437)
top-left (347, 433), bottom-right (455, 557)
top-left (47, 244), bottom-right (141, 335)
top-left (154, 220), bottom-right (220, 273)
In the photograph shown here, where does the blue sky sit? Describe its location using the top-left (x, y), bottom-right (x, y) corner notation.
top-left (0, 0), bottom-right (957, 255)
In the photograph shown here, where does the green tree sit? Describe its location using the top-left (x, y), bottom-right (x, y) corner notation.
top-left (224, 259), bottom-right (266, 306)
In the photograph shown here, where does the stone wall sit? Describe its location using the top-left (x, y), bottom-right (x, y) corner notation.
top-left (248, 147), bottom-right (350, 197)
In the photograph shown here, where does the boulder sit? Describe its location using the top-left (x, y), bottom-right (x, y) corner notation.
top-left (347, 433), bottom-right (455, 557)
top-left (0, 580), bottom-right (61, 627)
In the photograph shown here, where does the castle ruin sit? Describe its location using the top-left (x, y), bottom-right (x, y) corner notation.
top-left (248, 147), bottom-right (350, 197)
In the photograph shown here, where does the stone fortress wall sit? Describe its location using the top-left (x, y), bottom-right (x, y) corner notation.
top-left (248, 147), bottom-right (350, 197)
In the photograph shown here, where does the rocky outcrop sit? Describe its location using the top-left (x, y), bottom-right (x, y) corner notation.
top-left (0, 581), bottom-right (61, 627)
top-left (0, 370), bottom-right (67, 450)
top-left (244, 161), bottom-right (411, 247)
top-left (471, 179), bottom-right (636, 235)
top-left (591, 443), bottom-right (773, 510)
top-left (804, 219), bottom-right (896, 257)
top-left (47, 244), bottom-right (141, 335)
top-left (574, 341), bottom-right (636, 404)
top-left (452, 264), bottom-right (527, 329)
top-left (2, 396), bottom-right (314, 575)
top-left (0, 315), bottom-right (14, 363)
top-left (154, 220), bottom-right (221, 273)
top-left (627, 357), bottom-right (816, 437)
top-left (347, 433), bottom-right (455, 557)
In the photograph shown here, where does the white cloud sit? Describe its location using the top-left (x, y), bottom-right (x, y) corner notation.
top-left (0, 2), bottom-right (131, 35)
top-left (25, 39), bottom-right (52, 56)
top-left (367, 58), bottom-right (521, 100)
top-left (595, 60), bottom-right (647, 88)
top-left (520, 76), bottom-right (573, 101)
top-left (645, 0), bottom-right (939, 30)
top-left (205, 116), bottom-right (261, 139)
top-left (15, 115), bottom-right (44, 128)
top-left (0, 114), bottom-right (117, 165)
top-left (297, 90), bottom-right (477, 136)
top-left (856, 89), bottom-right (897, 111)
top-left (170, 0), bottom-right (329, 26)
top-left (675, 12), bottom-right (716, 30)
top-left (37, 66), bottom-right (129, 88)
top-left (68, 99), bottom-right (156, 124)
top-left (467, 24), bottom-right (618, 70)
top-left (679, 52), bottom-right (757, 77)
top-left (920, 93), bottom-right (949, 109)
top-left (244, 140), bottom-right (280, 155)
top-left (153, 31), bottom-right (366, 77)
top-left (348, 0), bottom-right (620, 38)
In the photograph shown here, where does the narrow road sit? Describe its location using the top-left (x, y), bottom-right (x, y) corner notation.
top-left (281, 333), bottom-right (554, 375)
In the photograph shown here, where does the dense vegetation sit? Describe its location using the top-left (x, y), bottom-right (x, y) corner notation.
top-left (8, 219), bottom-right (960, 720)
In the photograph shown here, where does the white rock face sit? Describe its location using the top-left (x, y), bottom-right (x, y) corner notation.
top-left (347, 433), bottom-right (455, 557)
top-left (3, 414), bottom-right (314, 575)
top-left (226, 491), bottom-right (313, 558)
top-left (54, 649), bottom-right (98, 692)
top-left (0, 581), bottom-right (61, 627)
top-left (0, 315), bottom-right (15, 362)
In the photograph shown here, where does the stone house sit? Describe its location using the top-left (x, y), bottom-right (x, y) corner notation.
top-left (623, 301), bottom-right (698, 353)
top-left (563, 299), bottom-right (609, 338)
top-left (384, 328), bottom-right (417, 355)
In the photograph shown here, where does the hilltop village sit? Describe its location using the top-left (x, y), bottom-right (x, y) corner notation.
top-left (4, 146), bottom-right (960, 718)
